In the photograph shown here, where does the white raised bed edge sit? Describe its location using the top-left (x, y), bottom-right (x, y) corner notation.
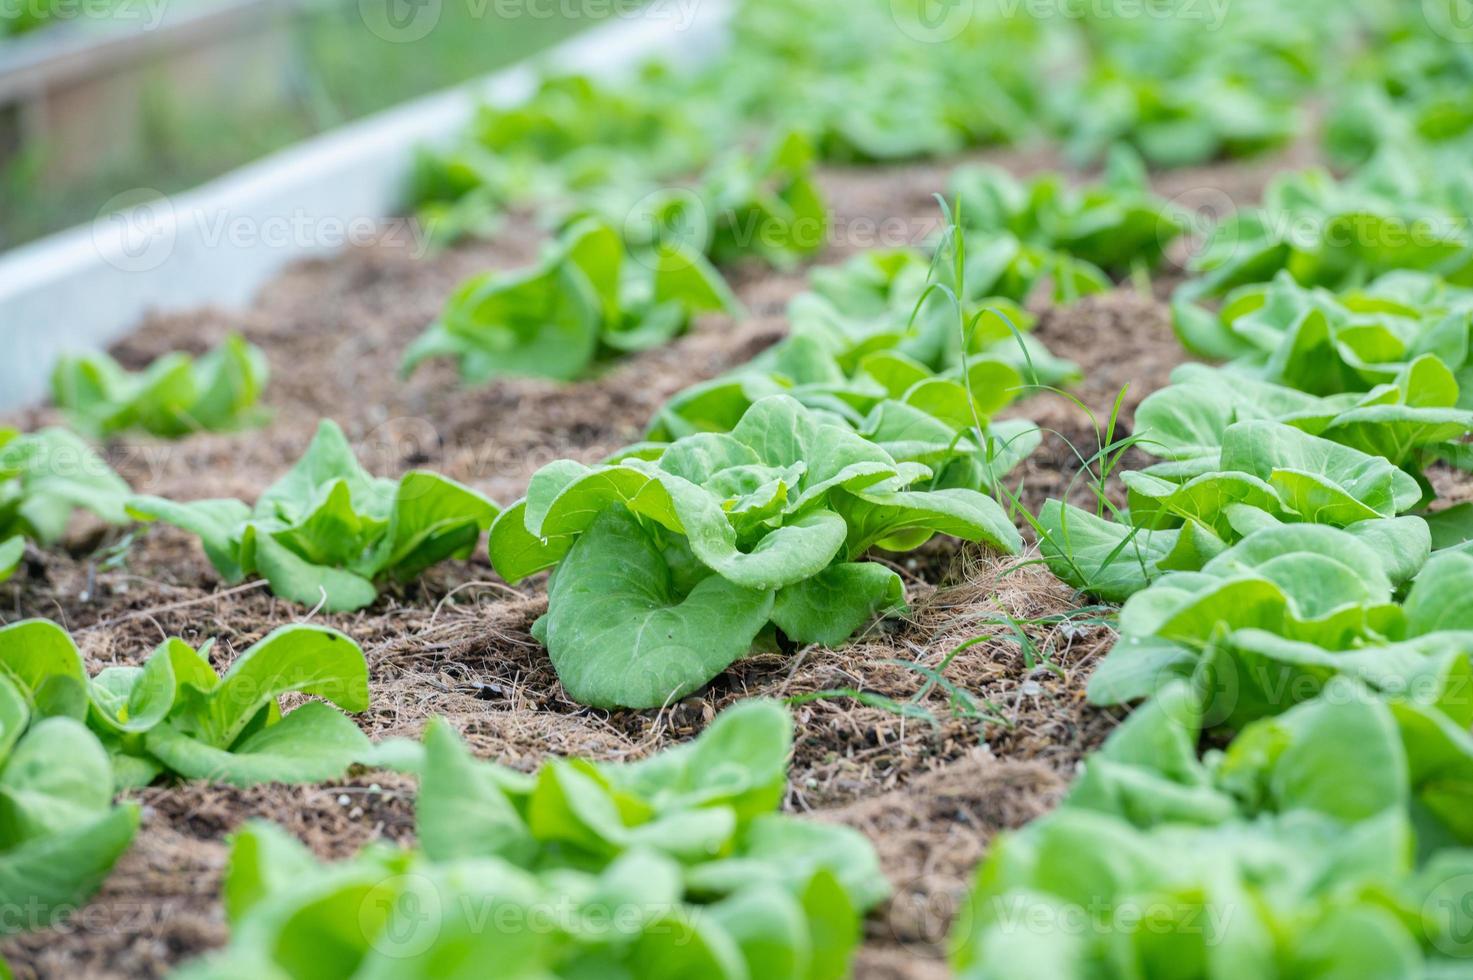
top-left (0, 0), bottom-right (730, 409)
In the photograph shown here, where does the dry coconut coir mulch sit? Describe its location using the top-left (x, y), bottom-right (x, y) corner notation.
top-left (0, 147), bottom-right (1293, 978)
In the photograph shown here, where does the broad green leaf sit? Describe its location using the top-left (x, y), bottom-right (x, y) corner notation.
top-left (417, 718), bottom-right (536, 865)
top-left (0, 619), bottom-right (87, 720)
top-left (1425, 502), bottom-right (1473, 552)
top-left (707, 884), bottom-right (809, 979)
top-left (0, 538), bottom-right (21, 584)
top-left (126, 496), bottom-right (251, 582)
top-left (0, 802), bottom-right (139, 934)
top-left (256, 421), bottom-right (393, 523)
top-left (539, 508), bottom-right (774, 709)
top-left (686, 814), bottom-right (890, 913)
top-left (88, 644), bottom-right (178, 736)
top-left (1038, 500), bottom-right (1175, 602)
top-left (834, 486), bottom-right (1021, 557)
top-left (0, 717), bottom-right (115, 844)
top-left (368, 471), bottom-right (498, 581)
top-left (222, 821), bottom-right (318, 922)
top-left (356, 860), bottom-right (561, 979)
top-left (246, 528), bottom-right (380, 612)
top-left (170, 624), bottom-right (368, 747)
top-left (145, 702), bottom-right (372, 787)
top-left (1264, 689), bottom-right (1407, 821)
top-left (527, 759), bottom-right (630, 856)
top-left (609, 699), bottom-right (792, 820)
top-left (1221, 420), bottom-right (1421, 522)
top-left (771, 562), bottom-right (904, 646)
top-left (1405, 552), bottom-right (1473, 635)
top-left (0, 679), bottom-right (27, 764)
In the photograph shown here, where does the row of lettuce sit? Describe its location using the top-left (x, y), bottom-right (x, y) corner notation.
top-left (949, 53), bottom-right (1473, 980)
top-left (7, 150), bottom-right (1194, 711)
top-left (411, 0), bottom-right (1457, 241)
top-left (0, 609), bottom-right (890, 976)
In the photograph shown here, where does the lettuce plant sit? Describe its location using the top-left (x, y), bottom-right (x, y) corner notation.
top-left (1131, 360), bottom-right (1472, 481)
top-left (129, 420), bottom-right (499, 612)
top-left (952, 679), bottom-right (1473, 977)
top-left (647, 330), bottom-right (1043, 494)
top-left (1173, 270), bottom-right (1473, 398)
top-left (1080, 521), bottom-right (1431, 707)
top-left (1085, 530), bottom-right (1473, 721)
top-left (791, 246), bottom-right (1076, 382)
top-left (1043, 0), bottom-right (1345, 168)
top-left (1182, 157), bottom-right (1473, 305)
top-left (949, 147), bottom-right (1187, 285)
top-left (614, 129), bottom-right (828, 271)
top-left (645, 251), bottom-right (1054, 486)
top-left (707, 0), bottom-right (1045, 162)
top-left (1056, 71), bottom-right (1299, 169)
top-left (1040, 352), bottom-right (1473, 603)
top-left (177, 700), bottom-right (888, 979)
top-left (490, 395), bottom-right (1021, 708)
top-left (51, 333), bottom-right (269, 439)
top-left (0, 426), bottom-right (131, 580)
top-left (402, 218), bottom-right (737, 383)
top-left (0, 621), bottom-right (146, 937)
top-left (647, 217), bottom-right (1080, 448)
top-left (410, 72), bottom-right (713, 247)
top-left (0, 618), bottom-right (371, 789)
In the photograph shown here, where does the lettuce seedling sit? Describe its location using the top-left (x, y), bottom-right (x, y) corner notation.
top-left (646, 238), bottom-right (1073, 476)
top-left (402, 218), bottom-right (737, 383)
top-left (52, 333), bottom-right (269, 438)
top-left (950, 146), bottom-right (1188, 284)
top-left (0, 618), bottom-right (371, 789)
top-left (176, 700), bottom-right (887, 979)
top-left (616, 129), bottom-right (829, 270)
top-left (1057, 70), bottom-right (1299, 169)
top-left (1173, 270), bottom-right (1473, 397)
top-left (490, 395), bottom-right (1021, 708)
top-left (0, 426), bottom-right (131, 580)
top-left (129, 420), bottom-right (499, 612)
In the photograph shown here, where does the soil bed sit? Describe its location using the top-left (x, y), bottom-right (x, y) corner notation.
top-left (0, 148), bottom-right (1280, 978)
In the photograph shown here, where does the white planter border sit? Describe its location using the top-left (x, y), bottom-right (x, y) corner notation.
top-left (0, 1), bottom-right (729, 409)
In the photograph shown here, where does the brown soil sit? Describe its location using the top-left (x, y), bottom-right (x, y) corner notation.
top-left (0, 147), bottom-right (1278, 978)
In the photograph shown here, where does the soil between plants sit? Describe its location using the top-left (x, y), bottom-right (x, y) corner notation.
top-left (0, 147), bottom-right (1287, 978)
